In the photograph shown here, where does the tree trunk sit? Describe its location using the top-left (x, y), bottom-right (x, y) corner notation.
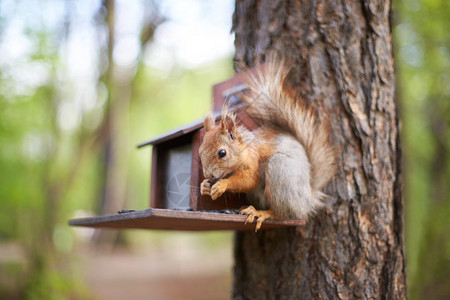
top-left (232, 0), bottom-right (406, 299)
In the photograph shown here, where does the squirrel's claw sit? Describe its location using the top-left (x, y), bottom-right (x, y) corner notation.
top-left (210, 180), bottom-right (227, 200)
top-left (240, 206), bottom-right (274, 232)
top-left (200, 179), bottom-right (211, 196)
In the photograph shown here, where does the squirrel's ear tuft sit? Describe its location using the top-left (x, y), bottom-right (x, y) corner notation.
top-left (204, 114), bottom-right (214, 132)
top-left (221, 114), bottom-right (239, 140)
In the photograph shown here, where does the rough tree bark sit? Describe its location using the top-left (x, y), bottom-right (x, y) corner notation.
top-left (232, 0), bottom-right (406, 299)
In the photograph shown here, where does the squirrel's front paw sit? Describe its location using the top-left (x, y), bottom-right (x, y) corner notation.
top-left (211, 180), bottom-right (228, 200)
top-left (200, 179), bottom-right (211, 196)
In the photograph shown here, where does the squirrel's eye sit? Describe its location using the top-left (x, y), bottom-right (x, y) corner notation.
top-left (218, 149), bottom-right (226, 159)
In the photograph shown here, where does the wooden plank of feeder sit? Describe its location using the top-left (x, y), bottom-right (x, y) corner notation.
top-left (69, 208), bottom-right (305, 231)
top-left (189, 130), bottom-right (201, 209)
top-left (150, 145), bottom-right (163, 208)
top-left (212, 68), bottom-right (256, 112)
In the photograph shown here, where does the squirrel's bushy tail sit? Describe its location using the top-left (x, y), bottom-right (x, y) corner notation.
top-left (242, 59), bottom-right (336, 198)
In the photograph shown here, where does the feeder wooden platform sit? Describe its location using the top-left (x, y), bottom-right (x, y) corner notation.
top-left (69, 208), bottom-right (305, 231)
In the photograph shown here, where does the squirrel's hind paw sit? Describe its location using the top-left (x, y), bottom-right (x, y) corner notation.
top-left (240, 206), bottom-right (274, 232)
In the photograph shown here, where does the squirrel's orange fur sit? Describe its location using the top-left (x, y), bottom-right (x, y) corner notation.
top-left (199, 59), bottom-right (336, 230)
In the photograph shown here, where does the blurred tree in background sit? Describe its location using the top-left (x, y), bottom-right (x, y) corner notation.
top-left (0, 0), bottom-right (448, 299)
top-left (0, 0), bottom-right (233, 299)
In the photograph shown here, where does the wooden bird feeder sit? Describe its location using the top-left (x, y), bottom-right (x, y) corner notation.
top-left (69, 69), bottom-right (305, 231)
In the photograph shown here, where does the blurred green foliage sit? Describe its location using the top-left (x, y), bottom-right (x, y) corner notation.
top-left (0, 1), bottom-right (233, 298)
top-left (394, 0), bottom-right (450, 298)
top-left (0, 0), bottom-right (448, 299)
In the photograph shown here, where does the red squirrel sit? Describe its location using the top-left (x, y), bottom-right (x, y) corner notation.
top-left (199, 60), bottom-right (336, 231)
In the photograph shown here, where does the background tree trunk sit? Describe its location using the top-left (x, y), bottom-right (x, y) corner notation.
top-left (232, 0), bottom-right (406, 298)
